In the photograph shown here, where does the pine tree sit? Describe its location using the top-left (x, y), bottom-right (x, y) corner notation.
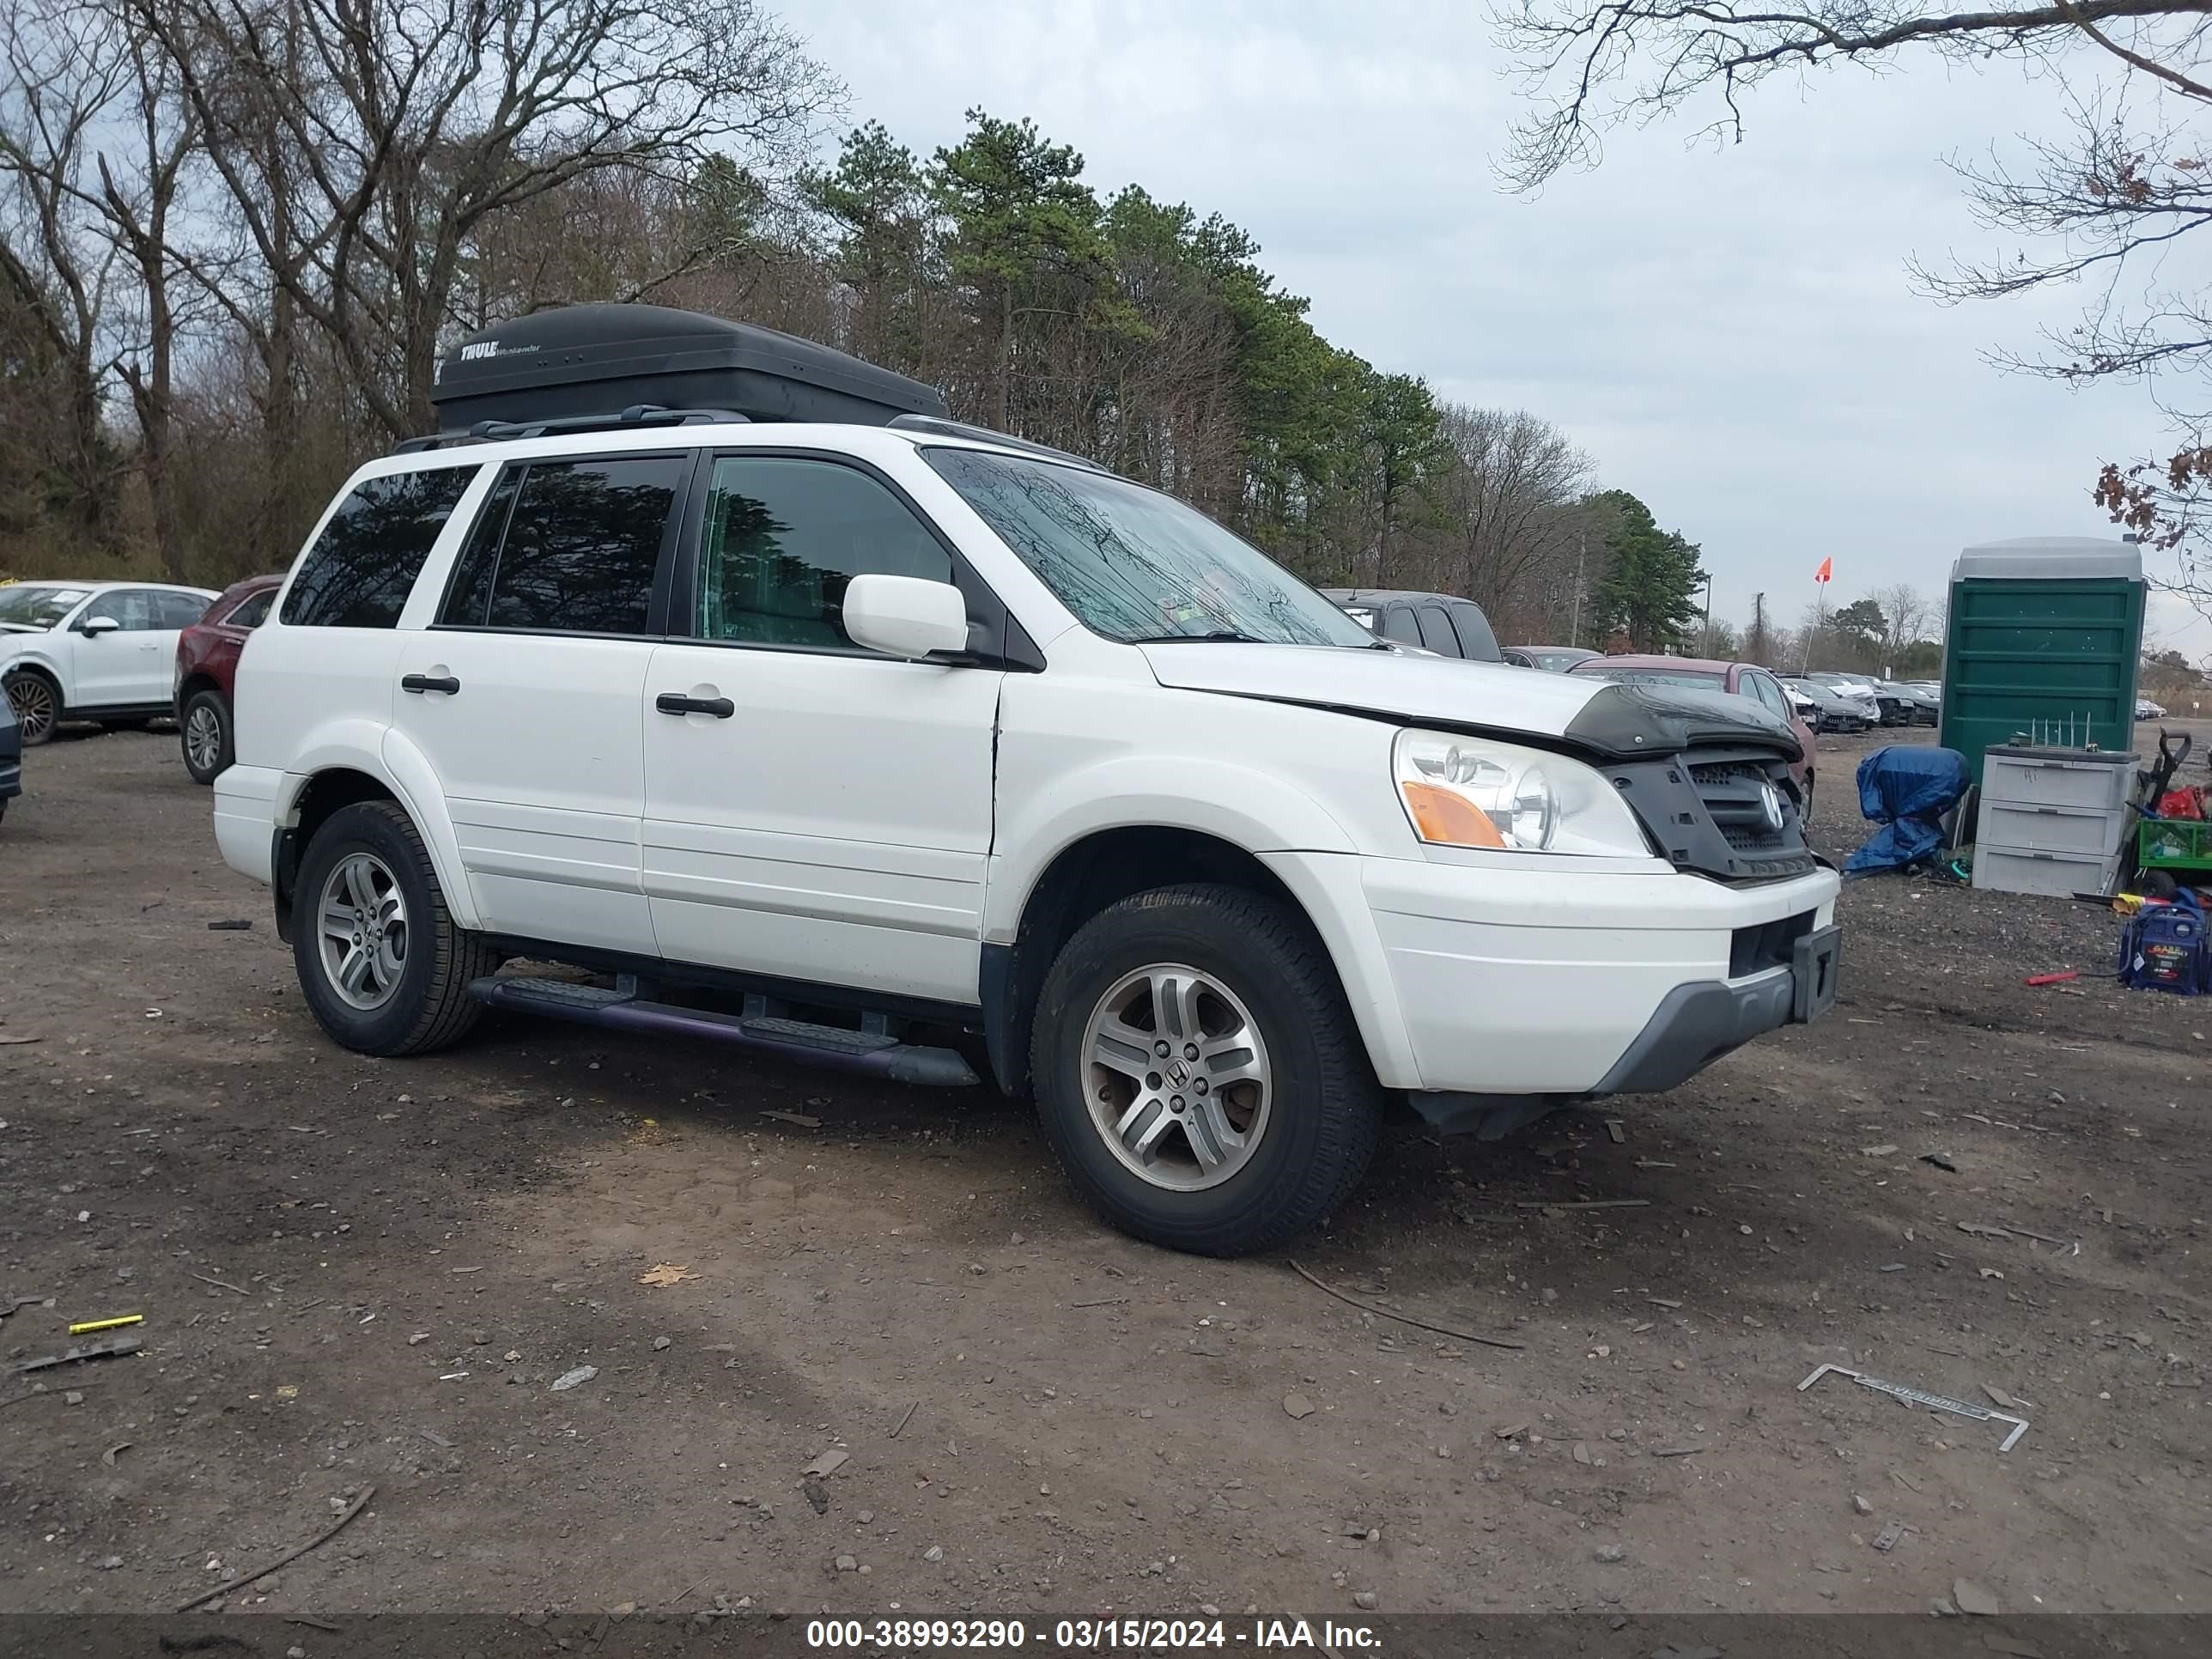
top-left (1588, 489), bottom-right (1707, 652)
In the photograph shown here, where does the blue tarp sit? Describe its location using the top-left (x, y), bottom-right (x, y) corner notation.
top-left (1845, 745), bottom-right (1973, 875)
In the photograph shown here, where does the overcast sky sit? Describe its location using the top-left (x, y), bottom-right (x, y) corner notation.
top-left (797, 0), bottom-right (2212, 662)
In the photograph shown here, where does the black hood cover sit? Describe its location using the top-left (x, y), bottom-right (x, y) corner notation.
top-left (1563, 681), bottom-right (1802, 764)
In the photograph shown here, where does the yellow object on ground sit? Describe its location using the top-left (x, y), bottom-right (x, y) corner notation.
top-left (67, 1314), bottom-right (144, 1335)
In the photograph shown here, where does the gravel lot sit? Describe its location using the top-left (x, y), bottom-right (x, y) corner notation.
top-left (2, 720), bottom-right (2208, 1621)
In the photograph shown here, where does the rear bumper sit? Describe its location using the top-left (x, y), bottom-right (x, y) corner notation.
top-left (212, 763), bottom-right (284, 883)
top-left (0, 758), bottom-right (19, 801)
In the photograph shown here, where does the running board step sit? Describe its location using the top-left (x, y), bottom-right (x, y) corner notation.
top-left (466, 976), bottom-right (980, 1087)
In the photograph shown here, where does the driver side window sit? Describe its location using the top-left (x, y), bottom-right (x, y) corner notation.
top-left (695, 455), bottom-right (953, 651)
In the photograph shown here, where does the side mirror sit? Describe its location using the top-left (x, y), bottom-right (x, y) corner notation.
top-left (842, 574), bottom-right (971, 661)
top-left (79, 615), bottom-right (120, 637)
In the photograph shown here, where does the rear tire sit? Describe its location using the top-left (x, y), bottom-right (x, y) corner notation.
top-left (180, 690), bottom-right (233, 784)
top-left (4, 670), bottom-right (59, 747)
top-left (1030, 883), bottom-right (1381, 1256)
top-left (291, 799), bottom-right (495, 1057)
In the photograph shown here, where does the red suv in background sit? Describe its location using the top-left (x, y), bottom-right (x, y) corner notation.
top-left (174, 574), bottom-right (282, 783)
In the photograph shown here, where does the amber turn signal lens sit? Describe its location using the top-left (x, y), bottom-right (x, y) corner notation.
top-left (1400, 781), bottom-right (1505, 848)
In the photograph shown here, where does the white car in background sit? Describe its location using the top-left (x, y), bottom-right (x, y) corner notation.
top-left (0, 580), bottom-right (219, 745)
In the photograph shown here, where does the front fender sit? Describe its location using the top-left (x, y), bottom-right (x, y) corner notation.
top-left (981, 754), bottom-right (1361, 944)
top-left (0, 642), bottom-right (68, 694)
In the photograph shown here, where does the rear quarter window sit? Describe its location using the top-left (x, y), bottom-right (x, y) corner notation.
top-left (1414, 605), bottom-right (1462, 656)
top-left (281, 466), bottom-right (477, 629)
top-left (1447, 601), bottom-right (1500, 661)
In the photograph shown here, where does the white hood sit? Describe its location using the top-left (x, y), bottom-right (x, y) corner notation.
top-left (1137, 643), bottom-right (1607, 738)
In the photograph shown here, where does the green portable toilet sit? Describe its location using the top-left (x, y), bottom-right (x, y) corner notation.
top-left (1940, 537), bottom-right (2147, 789)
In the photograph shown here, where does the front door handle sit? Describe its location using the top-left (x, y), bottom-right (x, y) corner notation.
top-left (401, 673), bottom-right (461, 696)
top-left (656, 691), bottom-right (735, 719)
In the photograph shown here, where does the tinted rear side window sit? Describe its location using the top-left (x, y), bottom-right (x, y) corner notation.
top-left (440, 469), bottom-right (522, 627)
top-left (1415, 605), bottom-right (1461, 656)
top-left (1449, 601), bottom-right (1500, 661)
top-left (1379, 606), bottom-right (1421, 647)
top-left (441, 456), bottom-right (683, 635)
top-left (155, 592), bottom-right (211, 629)
top-left (282, 468), bottom-right (476, 628)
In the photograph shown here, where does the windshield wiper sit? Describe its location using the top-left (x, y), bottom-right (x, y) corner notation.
top-left (1128, 629), bottom-right (1270, 644)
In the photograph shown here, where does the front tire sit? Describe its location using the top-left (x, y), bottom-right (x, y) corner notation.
top-left (4, 671), bottom-right (59, 746)
top-left (291, 800), bottom-right (495, 1057)
top-left (1030, 884), bottom-right (1381, 1256)
top-left (180, 690), bottom-right (233, 783)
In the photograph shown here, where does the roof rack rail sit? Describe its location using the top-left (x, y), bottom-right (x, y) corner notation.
top-left (394, 404), bottom-right (751, 453)
top-left (885, 413), bottom-right (1105, 471)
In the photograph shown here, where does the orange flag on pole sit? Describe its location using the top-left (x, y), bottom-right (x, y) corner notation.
top-left (1814, 556), bottom-right (1832, 584)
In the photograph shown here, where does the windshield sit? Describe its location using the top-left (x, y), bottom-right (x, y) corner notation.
top-left (924, 447), bottom-right (1379, 648)
top-left (0, 585), bottom-right (91, 629)
top-left (1575, 665), bottom-right (1725, 690)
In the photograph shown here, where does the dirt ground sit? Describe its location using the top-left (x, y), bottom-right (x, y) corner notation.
top-left (2, 718), bottom-right (2208, 1624)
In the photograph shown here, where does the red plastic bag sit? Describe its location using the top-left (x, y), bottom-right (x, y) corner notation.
top-left (2156, 787), bottom-right (2205, 821)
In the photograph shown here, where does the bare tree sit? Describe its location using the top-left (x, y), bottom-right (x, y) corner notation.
top-left (0, 1), bottom-right (125, 547)
top-left (1492, 3), bottom-right (2212, 191)
top-left (1491, 3), bottom-right (2212, 617)
top-left (1744, 589), bottom-right (1774, 665)
top-left (130, 0), bottom-right (839, 439)
top-left (94, 12), bottom-right (201, 579)
top-left (1423, 403), bottom-right (1594, 626)
top-left (1874, 580), bottom-right (1934, 665)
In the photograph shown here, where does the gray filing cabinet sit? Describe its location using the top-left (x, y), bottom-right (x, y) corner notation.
top-left (1972, 745), bottom-right (2137, 897)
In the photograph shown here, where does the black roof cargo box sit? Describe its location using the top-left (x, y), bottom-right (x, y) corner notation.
top-left (428, 303), bottom-right (949, 433)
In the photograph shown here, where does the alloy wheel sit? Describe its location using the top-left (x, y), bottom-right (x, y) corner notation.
top-left (184, 702), bottom-right (223, 774)
top-left (316, 852), bottom-right (409, 1011)
top-left (6, 676), bottom-right (56, 744)
top-left (1081, 963), bottom-right (1272, 1191)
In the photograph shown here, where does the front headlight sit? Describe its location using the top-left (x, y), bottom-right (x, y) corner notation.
top-left (1393, 728), bottom-right (1652, 856)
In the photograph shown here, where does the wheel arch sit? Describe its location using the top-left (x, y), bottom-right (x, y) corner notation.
top-left (981, 823), bottom-right (1360, 1099)
top-left (274, 738), bottom-right (480, 939)
top-left (175, 670), bottom-right (223, 712)
top-left (3, 659), bottom-right (66, 743)
top-left (3, 657), bottom-right (65, 701)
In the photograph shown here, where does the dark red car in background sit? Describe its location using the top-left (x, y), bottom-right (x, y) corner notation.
top-left (1567, 653), bottom-right (1822, 820)
top-left (174, 574), bottom-right (282, 783)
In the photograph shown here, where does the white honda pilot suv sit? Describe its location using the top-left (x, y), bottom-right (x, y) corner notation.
top-left (214, 305), bottom-right (1838, 1255)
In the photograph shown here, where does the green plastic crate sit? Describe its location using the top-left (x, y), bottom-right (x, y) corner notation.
top-left (2137, 817), bottom-right (2212, 871)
